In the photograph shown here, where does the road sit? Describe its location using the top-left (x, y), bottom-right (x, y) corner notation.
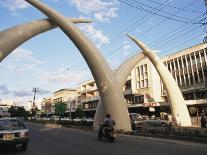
top-left (0, 123), bottom-right (207, 155)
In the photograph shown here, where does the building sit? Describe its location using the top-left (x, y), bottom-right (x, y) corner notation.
top-left (0, 99), bottom-right (14, 117)
top-left (41, 97), bottom-right (52, 114)
top-left (52, 88), bottom-right (77, 113)
top-left (78, 42), bottom-right (207, 117)
top-left (77, 80), bottom-right (99, 117)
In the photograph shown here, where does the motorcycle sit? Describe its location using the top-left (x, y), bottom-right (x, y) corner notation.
top-left (98, 123), bottom-right (116, 142)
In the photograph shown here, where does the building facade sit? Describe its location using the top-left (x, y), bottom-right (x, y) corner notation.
top-left (40, 88), bottom-right (78, 114)
top-left (78, 43), bottom-right (207, 117)
top-left (77, 80), bottom-right (99, 117)
top-left (41, 97), bottom-right (52, 114)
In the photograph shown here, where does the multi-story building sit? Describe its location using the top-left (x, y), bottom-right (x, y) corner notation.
top-left (78, 42), bottom-right (207, 117)
top-left (41, 97), bottom-right (52, 114)
top-left (52, 88), bottom-right (77, 113)
top-left (77, 80), bottom-right (100, 117)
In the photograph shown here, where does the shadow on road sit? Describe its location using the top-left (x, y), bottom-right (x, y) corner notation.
top-left (0, 146), bottom-right (26, 155)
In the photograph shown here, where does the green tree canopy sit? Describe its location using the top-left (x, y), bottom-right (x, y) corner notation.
top-left (75, 108), bottom-right (84, 118)
top-left (8, 106), bottom-right (29, 118)
top-left (54, 102), bottom-right (67, 116)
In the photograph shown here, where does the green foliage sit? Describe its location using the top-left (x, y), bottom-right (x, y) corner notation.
top-left (30, 107), bottom-right (39, 116)
top-left (74, 108), bottom-right (84, 118)
top-left (8, 106), bottom-right (29, 118)
top-left (188, 106), bottom-right (197, 115)
top-left (54, 102), bottom-right (67, 115)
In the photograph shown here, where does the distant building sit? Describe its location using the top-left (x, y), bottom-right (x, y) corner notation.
top-left (77, 80), bottom-right (99, 117)
top-left (41, 97), bottom-right (52, 114)
top-left (0, 99), bottom-right (14, 117)
top-left (52, 88), bottom-right (77, 113)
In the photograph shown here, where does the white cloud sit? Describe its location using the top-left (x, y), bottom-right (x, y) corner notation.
top-left (78, 24), bottom-right (109, 47)
top-left (94, 7), bottom-right (118, 22)
top-left (0, 0), bottom-right (30, 11)
top-left (3, 48), bottom-right (44, 72)
top-left (153, 50), bottom-right (161, 53)
top-left (70, 0), bottom-right (119, 22)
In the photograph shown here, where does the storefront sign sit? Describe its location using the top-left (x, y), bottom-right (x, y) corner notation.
top-left (143, 102), bottom-right (160, 107)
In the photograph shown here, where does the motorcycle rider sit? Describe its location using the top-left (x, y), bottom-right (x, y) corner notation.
top-left (99, 114), bottom-right (115, 137)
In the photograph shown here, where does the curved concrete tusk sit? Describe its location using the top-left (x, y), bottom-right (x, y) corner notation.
top-left (127, 34), bottom-right (192, 126)
top-left (0, 18), bottom-right (92, 62)
top-left (25, 0), bottom-right (131, 131)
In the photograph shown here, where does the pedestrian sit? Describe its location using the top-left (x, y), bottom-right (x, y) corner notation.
top-left (200, 115), bottom-right (206, 128)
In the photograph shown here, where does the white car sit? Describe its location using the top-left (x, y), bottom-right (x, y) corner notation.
top-left (0, 118), bottom-right (29, 151)
top-left (143, 119), bottom-right (171, 127)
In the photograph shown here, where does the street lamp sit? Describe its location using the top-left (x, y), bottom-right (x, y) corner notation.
top-left (32, 87), bottom-right (39, 109)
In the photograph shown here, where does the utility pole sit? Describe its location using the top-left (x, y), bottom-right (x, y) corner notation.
top-left (32, 87), bottom-right (39, 109)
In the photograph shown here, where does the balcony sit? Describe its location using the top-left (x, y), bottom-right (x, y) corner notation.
top-left (80, 96), bottom-right (100, 103)
top-left (80, 86), bottom-right (97, 93)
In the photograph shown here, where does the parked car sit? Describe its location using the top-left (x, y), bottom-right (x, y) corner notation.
top-left (129, 113), bottom-right (144, 129)
top-left (142, 119), bottom-right (171, 127)
top-left (0, 118), bottom-right (29, 151)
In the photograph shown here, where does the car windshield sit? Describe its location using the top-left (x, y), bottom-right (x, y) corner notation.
top-left (0, 120), bottom-right (25, 130)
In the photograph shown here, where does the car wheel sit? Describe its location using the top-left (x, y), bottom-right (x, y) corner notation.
top-left (161, 123), bottom-right (166, 127)
top-left (21, 143), bottom-right (28, 151)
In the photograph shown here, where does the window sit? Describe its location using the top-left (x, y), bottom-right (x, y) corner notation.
top-left (194, 74), bottom-right (198, 84)
top-left (171, 61), bottom-right (174, 70)
top-left (185, 74), bottom-right (189, 85)
top-left (187, 56), bottom-right (191, 66)
top-left (199, 71), bottom-right (204, 82)
top-left (178, 59), bottom-right (182, 68)
top-left (137, 67), bottom-right (140, 80)
top-left (189, 73), bottom-right (193, 84)
top-left (175, 60), bottom-right (178, 69)
top-left (137, 81), bottom-right (140, 89)
top-left (145, 79), bottom-right (149, 87)
top-left (182, 58), bottom-right (186, 67)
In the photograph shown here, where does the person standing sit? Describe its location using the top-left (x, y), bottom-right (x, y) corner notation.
top-left (200, 115), bottom-right (206, 128)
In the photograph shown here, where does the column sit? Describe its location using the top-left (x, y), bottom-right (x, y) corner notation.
top-left (181, 55), bottom-right (187, 86)
top-left (177, 57), bottom-right (182, 86)
top-left (189, 54), bottom-right (195, 84)
top-left (193, 52), bottom-right (200, 83)
top-left (173, 59), bottom-right (178, 84)
top-left (199, 50), bottom-right (205, 82)
top-left (185, 54), bottom-right (191, 85)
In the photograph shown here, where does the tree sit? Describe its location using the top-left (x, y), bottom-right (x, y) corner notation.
top-left (8, 106), bottom-right (29, 118)
top-left (75, 108), bottom-right (84, 118)
top-left (54, 102), bottom-right (67, 121)
top-left (30, 107), bottom-right (39, 117)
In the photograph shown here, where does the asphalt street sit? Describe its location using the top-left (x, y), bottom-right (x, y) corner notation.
top-left (0, 123), bottom-right (207, 155)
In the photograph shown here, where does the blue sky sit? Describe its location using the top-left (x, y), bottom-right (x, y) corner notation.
top-left (0, 0), bottom-right (206, 109)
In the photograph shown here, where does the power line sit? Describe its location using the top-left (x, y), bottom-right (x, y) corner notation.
top-left (118, 0), bottom-right (206, 25)
top-left (100, 0), bottom-right (173, 50)
top-left (66, 0), bottom-right (205, 82)
top-left (68, 0), bottom-right (173, 69)
top-left (128, 0), bottom-right (200, 21)
top-left (146, 0), bottom-right (204, 14)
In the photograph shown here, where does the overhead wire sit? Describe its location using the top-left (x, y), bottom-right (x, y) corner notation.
top-left (117, 0), bottom-right (206, 25)
top-left (146, 0), bottom-right (204, 14)
top-left (67, 0), bottom-right (206, 83)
